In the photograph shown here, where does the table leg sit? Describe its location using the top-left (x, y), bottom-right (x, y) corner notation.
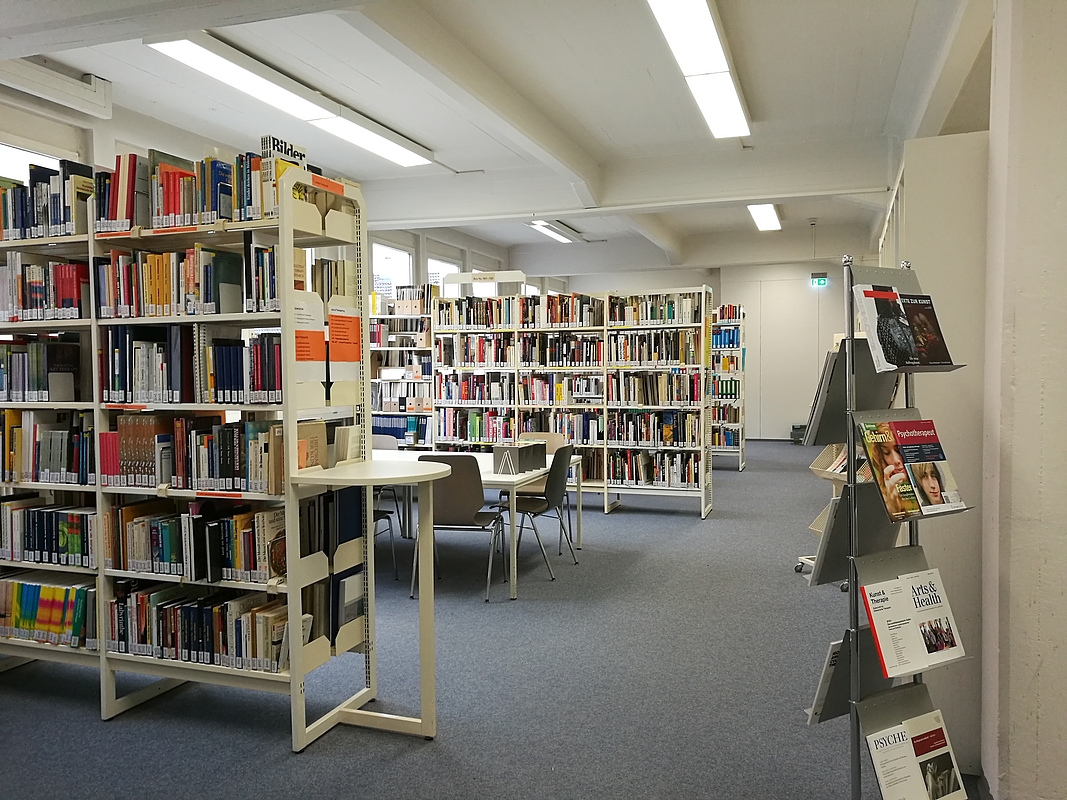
top-left (509, 489), bottom-right (519, 600)
top-left (404, 485), bottom-right (414, 539)
top-left (417, 480), bottom-right (436, 737)
top-left (575, 465), bottom-right (583, 550)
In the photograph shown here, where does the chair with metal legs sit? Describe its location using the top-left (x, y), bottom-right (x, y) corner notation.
top-left (410, 454), bottom-right (511, 602)
top-left (503, 434), bottom-right (578, 562)
top-left (499, 444), bottom-right (578, 568)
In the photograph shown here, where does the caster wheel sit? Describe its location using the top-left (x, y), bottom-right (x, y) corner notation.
top-left (840, 582), bottom-right (849, 593)
top-left (794, 563), bottom-right (804, 573)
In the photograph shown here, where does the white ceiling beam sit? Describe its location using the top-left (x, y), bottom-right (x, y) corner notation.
top-left (625, 213), bottom-right (683, 265)
top-left (340, 1), bottom-right (601, 208)
top-left (0, 0), bottom-right (364, 60)
top-left (363, 136), bottom-right (889, 229)
top-left (914, 0), bottom-right (993, 138)
top-left (0, 58), bottom-right (111, 118)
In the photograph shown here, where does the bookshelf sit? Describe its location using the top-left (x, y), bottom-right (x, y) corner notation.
top-left (801, 257), bottom-right (969, 798)
top-left (429, 289), bottom-right (715, 517)
top-left (708, 304), bottom-right (745, 471)
top-left (368, 284), bottom-right (436, 449)
top-left (0, 166), bottom-right (436, 750)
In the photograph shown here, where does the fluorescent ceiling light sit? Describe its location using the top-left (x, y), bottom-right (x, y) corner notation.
top-left (686, 72), bottom-right (750, 138)
top-left (311, 115), bottom-right (431, 167)
top-left (747, 204), bottom-right (781, 231)
top-left (646, 0), bottom-right (728, 76)
top-left (646, 0), bottom-right (750, 139)
top-left (148, 33), bottom-right (434, 167)
top-left (148, 40), bottom-right (335, 121)
top-left (529, 221), bottom-right (572, 244)
top-left (529, 220), bottom-right (585, 244)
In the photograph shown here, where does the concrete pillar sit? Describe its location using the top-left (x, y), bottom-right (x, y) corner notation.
top-left (985, 1), bottom-right (1067, 796)
top-left (901, 131), bottom-right (988, 773)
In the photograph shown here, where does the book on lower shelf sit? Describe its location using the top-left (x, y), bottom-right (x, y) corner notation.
top-left (105, 581), bottom-right (297, 673)
top-left (0, 498), bottom-right (97, 567)
top-left (861, 567), bottom-right (965, 679)
top-left (859, 418), bottom-right (965, 521)
top-left (0, 571), bottom-right (98, 649)
top-left (102, 498), bottom-right (285, 584)
top-left (1, 409), bottom-right (96, 485)
top-left (0, 337), bottom-right (83, 403)
top-left (867, 709), bottom-right (966, 800)
top-left (853, 284), bottom-right (953, 373)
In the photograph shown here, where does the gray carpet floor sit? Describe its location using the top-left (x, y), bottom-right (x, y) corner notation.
top-left (0, 442), bottom-right (981, 799)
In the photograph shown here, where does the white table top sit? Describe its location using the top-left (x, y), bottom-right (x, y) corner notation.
top-left (373, 449), bottom-right (550, 489)
top-left (292, 458), bottom-right (451, 487)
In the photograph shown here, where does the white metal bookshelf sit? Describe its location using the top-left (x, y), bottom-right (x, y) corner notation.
top-left (430, 289), bottom-right (715, 518)
top-left (368, 287), bottom-right (436, 449)
top-left (0, 168), bottom-right (436, 750)
top-left (708, 304), bottom-right (746, 471)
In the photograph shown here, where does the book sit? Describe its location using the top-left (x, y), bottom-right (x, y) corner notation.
top-left (853, 284), bottom-right (953, 372)
top-left (861, 567), bottom-right (965, 679)
top-left (859, 419), bottom-right (965, 521)
top-left (867, 709), bottom-right (966, 800)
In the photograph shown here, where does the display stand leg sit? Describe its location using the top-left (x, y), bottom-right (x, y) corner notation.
top-left (509, 488), bottom-right (519, 600)
top-left (843, 256), bottom-right (863, 799)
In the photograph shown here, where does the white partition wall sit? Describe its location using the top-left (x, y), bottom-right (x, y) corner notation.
top-left (719, 264), bottom-right (844, 439)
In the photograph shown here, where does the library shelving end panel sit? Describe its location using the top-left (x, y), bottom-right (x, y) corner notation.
top-left (277, 169), bottom-right (372, 751)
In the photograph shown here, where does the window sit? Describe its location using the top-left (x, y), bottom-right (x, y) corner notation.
top-left (522, 283), bottom-right (541, 296)
top-left (428, 258), bottom-right (461, 298)
top-left (0, 143), bottom-right (59, 184)
top-left (371, 242), bottom-right (413, 299)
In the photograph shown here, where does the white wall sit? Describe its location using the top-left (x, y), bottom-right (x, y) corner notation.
top-left (901, 131), bottom-right (988, 774)
top-left (720, 263), bottom-right (844, 439)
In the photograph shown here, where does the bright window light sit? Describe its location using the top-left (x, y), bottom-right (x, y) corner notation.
top-left (149, 40), bottom-right (335, 121)
top-left (646, 0), bottom-right (728, 76)
top-left (686, 73), bottom-right (750, 138)
top-left (311, 116), bottom-right (431, 168)
top-left (472, 270), bottom-right (497, 298)
top-left (429, 258), bottom-right (461, 298)
top-left (372, 242), bottom-right (413, 299)
top-left (747, 204), bottom-right (781, 231)
top-left (0, 143), bottom-right (59, 184)
top-left (529, 221), bottom-right (572, 244)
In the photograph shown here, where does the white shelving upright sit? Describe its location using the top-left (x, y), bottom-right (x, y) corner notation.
top-left (708, 304), bottom-right (746, 471)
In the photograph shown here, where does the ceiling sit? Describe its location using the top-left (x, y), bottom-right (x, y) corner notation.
top-left (0, 0), bottom-right (983, 269)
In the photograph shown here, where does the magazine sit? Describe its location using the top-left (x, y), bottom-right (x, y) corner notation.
top-left (861, 567), bottom-right (965, 679)
top-left (854, 284), bottom-right (953, 373)
top-left (867, 709), bottom-right (967, 800)
top-left (859, 419), bottom-right (965, 522)
top-left (806, 639), bottom-right (842, 725)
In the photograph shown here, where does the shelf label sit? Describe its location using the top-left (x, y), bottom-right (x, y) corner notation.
top-left (292, 291), bottom-right (327, 383)
top-left (328, 305), bottom-right (362, 382)
top-left (311, 174), bottom-right (344, 195)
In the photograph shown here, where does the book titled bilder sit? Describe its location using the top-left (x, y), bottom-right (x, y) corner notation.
top-left (861, 568), bottom-right (965, 679)
top-left (853, 284), bottom-right (953, 373)
top-left (867, 709), bottom-right (966, 800)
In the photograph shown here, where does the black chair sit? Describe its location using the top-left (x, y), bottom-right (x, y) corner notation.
top-left (499, 444), bottom-right (578, 571)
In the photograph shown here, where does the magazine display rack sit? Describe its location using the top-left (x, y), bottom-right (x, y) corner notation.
top-left (0, 168), bottom-right (443, 751)
top-left (803, 256), bottom-right (970, 799)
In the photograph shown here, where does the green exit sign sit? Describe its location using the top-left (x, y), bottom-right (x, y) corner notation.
top-left (811, 273), bottom-right (828, 287)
